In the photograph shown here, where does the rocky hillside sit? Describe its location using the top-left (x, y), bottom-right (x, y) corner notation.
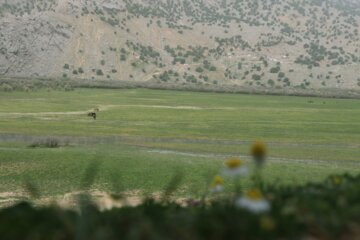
top-left (0, 0), bottom-right (360, 91)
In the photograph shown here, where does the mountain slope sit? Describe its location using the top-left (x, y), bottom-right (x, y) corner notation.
top-left (0, 0), bottom-right (360, 91)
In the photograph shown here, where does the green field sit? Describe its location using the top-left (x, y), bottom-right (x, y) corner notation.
top-left (0, 88), bottom-right (359, 198)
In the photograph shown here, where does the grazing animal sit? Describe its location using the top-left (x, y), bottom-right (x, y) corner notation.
top-left (94, 108), bottom-right (100, 112)
top-left (88, 112), bottom-right (97, 120)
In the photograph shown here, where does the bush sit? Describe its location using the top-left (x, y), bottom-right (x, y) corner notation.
top-left (270, 67), bottom-right (280, 73)
top-left (267, 79), bottom-right (275, 86)
top-left (0, 173), bottom-right (359, 239)
top-left (195, 67), bottom-right (204, 73)
top-left (252, 74), bottom-right (261, 81)
top-left (29, 138), bottom-right (60, 148)
top-left (96, 70), bottom-right (104, 76)
top-left (0, 83), bottom-right (14, 92)
top-left (209, 66), bottom-right (217, 71)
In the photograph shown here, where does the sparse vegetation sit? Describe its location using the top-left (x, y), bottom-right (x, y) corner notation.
top-left (0, 0), bottom-right (359, 90)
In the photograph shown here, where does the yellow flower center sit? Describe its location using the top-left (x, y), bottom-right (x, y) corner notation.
top-left (213, 175), bottom-right (224, 185)
top-left (246, 189), bottom-right (263, 200)
top-left (251, 141), bottom-right (267, 159)
top-left (333, 176), bottom-right (342, 185)
top-left (226, 158), bottom-right (242, 169)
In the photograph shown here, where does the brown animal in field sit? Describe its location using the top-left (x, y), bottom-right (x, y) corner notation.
top-left (88, 112), bottom-right (97, 120)
top-left (94, 108), bottom-right (100, 112)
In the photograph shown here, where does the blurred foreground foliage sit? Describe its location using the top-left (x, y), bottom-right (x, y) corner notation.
top-left (0, 173), bottom-right (359, 240)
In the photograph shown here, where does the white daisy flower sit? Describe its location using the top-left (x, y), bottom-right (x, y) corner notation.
top-left (210, 184), bottom-right (224, 193)
top-left (236, 189), bottom-right (270, 214)
top-left (251, 141), bottom-right (267, 167)
top-left (209, 175), bottom-right (224, 193)
top-left (222, 158), bottom-right (249, 177)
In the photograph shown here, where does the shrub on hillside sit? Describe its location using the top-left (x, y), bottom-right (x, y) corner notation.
top-left (96, 70), bottom-right (104, 76)
top-left (270, 66), bottom-right (280, 73)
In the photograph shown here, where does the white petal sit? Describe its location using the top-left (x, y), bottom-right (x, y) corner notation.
top-left (210, 185), bottom-right (224, 193)
top-left (236, 197), bottom-right (270, 213)
top-left (222, 166), bottom-right (249, 177)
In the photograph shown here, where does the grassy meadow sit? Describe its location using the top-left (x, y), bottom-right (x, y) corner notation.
top-left (0, 88), bottom-right (359, 197)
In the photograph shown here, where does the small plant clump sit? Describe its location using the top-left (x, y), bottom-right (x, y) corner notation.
top-left (29, 138), bottom-right (60, 148)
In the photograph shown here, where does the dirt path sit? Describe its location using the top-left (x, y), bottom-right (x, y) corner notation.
top-left (146, 148), bottom-right (360, 167)
top-left (0, 104), bottom-right (235, 118)
top-left (0, 190), bottom-right (184, 210)
top-left (0, 132), bottom-right (359, 150)
top-left (0, 105), bottom-right (115, 117)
